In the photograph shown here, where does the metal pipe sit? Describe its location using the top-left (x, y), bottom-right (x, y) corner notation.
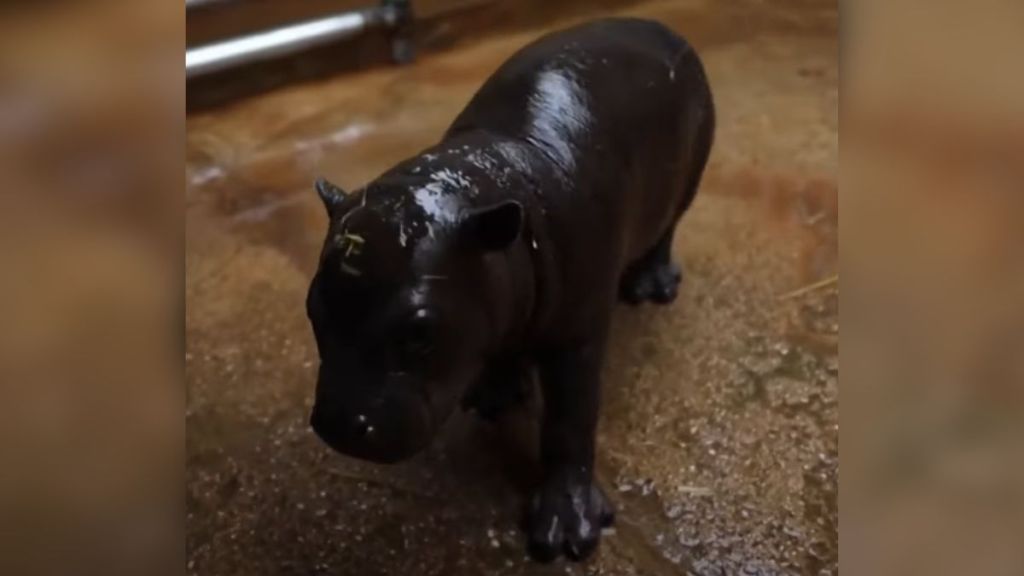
top-left (186, 9), bottom-right (381, 79)
top-left (185, 0), bottom-right (231, 9)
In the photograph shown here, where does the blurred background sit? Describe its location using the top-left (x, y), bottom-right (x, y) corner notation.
top-left (0, 1), bottom-right (181, 575)
top-left (0, 0), bottom-right (1020, 575)
top-left (843, 1), bottom-right (1024, 574)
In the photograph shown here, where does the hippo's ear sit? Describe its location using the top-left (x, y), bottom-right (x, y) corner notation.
top-left (315, 177), bottom-right (349, 216)
top-left (461, 200), bottom-right (523, 252)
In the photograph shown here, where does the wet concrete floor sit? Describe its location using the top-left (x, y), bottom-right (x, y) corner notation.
top-left (186, 1), bottom-right (838, 574)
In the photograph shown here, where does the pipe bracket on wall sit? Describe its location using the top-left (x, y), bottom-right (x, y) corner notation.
top-left (186, 0), bottom-right (414, 79)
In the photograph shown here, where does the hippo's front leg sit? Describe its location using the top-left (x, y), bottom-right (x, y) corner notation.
top-left (526, 337), bottom-right (615, 562)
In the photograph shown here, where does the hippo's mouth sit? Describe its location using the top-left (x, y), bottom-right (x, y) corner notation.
top-left (309, 397), bottom-right (434, 464)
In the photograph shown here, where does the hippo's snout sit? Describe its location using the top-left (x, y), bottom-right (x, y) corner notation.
top-left (309, 386), bottom-right (434, 464)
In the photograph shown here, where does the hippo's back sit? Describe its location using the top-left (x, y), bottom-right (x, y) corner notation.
top-left (447, 18), bottom-right (713, 270)
top-left (448, 18), bottom-right (708, 159)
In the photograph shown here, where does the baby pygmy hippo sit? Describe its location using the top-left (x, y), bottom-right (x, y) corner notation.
top-left (307, 17), bottom-right (714, 562)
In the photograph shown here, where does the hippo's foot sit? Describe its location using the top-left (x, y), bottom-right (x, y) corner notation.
top-left (525, 473), bottom-right (615, 562)
top-left (461, 359), bottom-right (532, 421)
top-left (619, 258), bottom-right (682, 305)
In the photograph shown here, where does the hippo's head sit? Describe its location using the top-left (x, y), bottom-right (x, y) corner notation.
top-left (306, 176), bottom-right (523, 463)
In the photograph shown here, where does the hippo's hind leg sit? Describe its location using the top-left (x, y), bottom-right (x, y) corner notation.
top-left (618, 228), bottom-right (682, 305)
top-left (620, 102), bottom-right (714, 305)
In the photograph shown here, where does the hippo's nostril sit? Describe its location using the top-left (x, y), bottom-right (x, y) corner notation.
top-left (353, 414), bottom-right (373, 438)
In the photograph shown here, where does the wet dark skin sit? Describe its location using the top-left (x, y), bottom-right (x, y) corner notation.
top-left (307, 18), bottom-right (714, 562)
